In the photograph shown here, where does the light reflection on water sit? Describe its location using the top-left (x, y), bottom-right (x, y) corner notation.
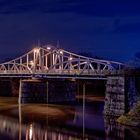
top-left (0, 99), bottom-right (140, 140)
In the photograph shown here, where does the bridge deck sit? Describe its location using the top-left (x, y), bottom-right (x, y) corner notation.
top-left (0, 73), bottom-right (107, 80)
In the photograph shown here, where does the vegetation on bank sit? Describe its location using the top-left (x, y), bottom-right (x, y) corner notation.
top-left (117, 100), bottom-right (140, 127)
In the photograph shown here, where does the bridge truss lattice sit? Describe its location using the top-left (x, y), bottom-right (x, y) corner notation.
top-left (0, 45), bottom-right (124, 76)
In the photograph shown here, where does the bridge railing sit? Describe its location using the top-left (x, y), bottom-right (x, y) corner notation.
top-left (32, 69), bottom-right (125, 75)
top-left (0, 69), bottom-right (126, 76)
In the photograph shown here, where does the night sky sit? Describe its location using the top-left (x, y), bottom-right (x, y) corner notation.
top-left (0, 0), bottom-right (140, 62)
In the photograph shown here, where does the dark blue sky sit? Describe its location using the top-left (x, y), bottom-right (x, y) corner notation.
top-left (0, 0), bottom-right (140, 62)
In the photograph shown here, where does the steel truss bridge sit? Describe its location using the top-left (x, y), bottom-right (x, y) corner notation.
top-left (0, 45), bottom-right (125, 78)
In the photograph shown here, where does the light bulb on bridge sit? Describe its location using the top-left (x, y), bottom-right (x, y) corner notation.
top-left (34, 48), bottom-right (40, 53)
top-left (69, 57), bottom-right (73, 61)
top-left (59, 50), bottom-right (63, 54)
top-left (47, 46), bottom-right (51, 50)
top-left (30, 61), bottom-right (34, 66)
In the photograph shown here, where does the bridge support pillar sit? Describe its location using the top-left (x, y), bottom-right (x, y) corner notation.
top-left (104, 76), bottom-right (139, 116)
top-left (19, 79), bottom-right (76, 104)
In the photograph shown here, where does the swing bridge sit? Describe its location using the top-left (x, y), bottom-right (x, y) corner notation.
top-left (0, 45), bottom-right (125, 78)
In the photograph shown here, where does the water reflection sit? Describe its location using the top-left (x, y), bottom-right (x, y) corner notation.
top-left (104, 116), bottom-right (140, 140)
top-left (0, 100), bottom-right (140, 140)
top-left (104, 117), bottom-right (125, 140)
top-left (27, 124), bottom-right (33, 140)
top-left (0, 114), bottom-right (84, 140)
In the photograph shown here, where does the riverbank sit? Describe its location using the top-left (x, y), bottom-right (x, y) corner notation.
top-left (117, 100), bottom-right (140, 127)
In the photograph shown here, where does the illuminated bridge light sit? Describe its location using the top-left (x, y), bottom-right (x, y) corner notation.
top-left (69, 57), bottom-right (73, 60)
top-left (34, 48), bottom-right (40, 53)
top-left (30, 61), bottom-right (34, 66)
top-left (47, 46), bottom-right (51, 50)
top-left (59, 50), bottom-right (63, 54)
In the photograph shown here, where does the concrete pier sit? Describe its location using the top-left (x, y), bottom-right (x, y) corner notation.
top-left (104, 76), bottom-right (139, 116)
